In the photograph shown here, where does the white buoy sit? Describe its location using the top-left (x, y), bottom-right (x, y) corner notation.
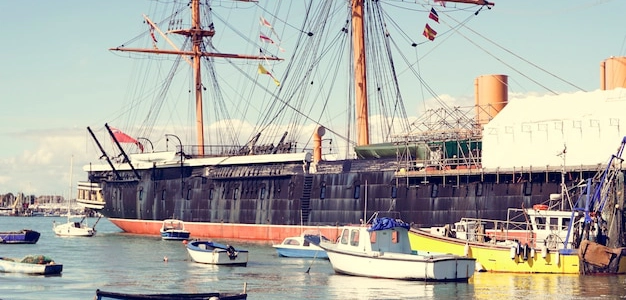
top-left (556, 251), bottom-right (560, 265)
top-left (530, 248), bottom-right (535, 259)
top-left (464, 243), bottom-right (470, 257)
top-left (510, 245), bottom-right (517, 259)
top-left (541, 246), bottom-right (548, 259)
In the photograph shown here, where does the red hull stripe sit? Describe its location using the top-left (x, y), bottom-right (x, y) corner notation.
top-left (108, 218), bottom-right (342, 243)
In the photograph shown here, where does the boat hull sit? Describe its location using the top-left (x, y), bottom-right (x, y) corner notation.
top-left (186, 241), bottom-right (248, 266)
top-left (273, 246), bottom-right (328, 259)
top-left (0, 230), bottom-right (40, 244)
top-left (53, 222), bottom-right (95, 237)
top-left (408, 228), bottom-right (626, 274)
top-left (85, 152), bottom-right (610, 243)
top-left (324, 249), bottom-right (474, 281)
top-left (109, 218), bottom-right (343, 244)
top-left (0, 258), bottom-right (63, 275)
top-left (160, 231), bottom-right (190, 241)
top-left (95, 289), bottom-right (247, 300)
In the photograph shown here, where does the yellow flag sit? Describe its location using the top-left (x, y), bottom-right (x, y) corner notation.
top-left (258, 64), bottom-right (269, 75)
top-left (258, 64), bottom-right (280, 86)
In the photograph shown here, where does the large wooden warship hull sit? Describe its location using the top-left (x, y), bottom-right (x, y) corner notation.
top-left (83, 155), bottom-right (607, 243)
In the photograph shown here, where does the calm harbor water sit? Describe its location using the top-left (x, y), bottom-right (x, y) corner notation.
top-left (1, 216), bottom-right (626, 299)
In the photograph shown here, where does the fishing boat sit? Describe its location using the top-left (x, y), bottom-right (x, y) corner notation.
top-left (272, 230), bottom-right (330, 259)
top-left (409, 137), bottom-right (626, 274)
top-left (186, 240), bottom-right (248, 266)
top-left (76, 0), bottom-right (626, 245)
top-left (160, 219), bottom-right (190, 241)
top-left (0, 255), bottom-right (63, 275)
top-left (319, 213), bottom-right (476, 281)
top-left (0, 229), bottom-right (40, 244)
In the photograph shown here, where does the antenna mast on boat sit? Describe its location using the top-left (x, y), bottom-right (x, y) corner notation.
top-left (109, 0), bottom-right (282, 156)
top-left (350, 0), bottom-right (493, 146)
top-left (69, 155), bottom-right (73, 205)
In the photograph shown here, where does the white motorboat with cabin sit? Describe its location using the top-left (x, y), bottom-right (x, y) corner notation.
top-left (319, 213), bottom-right (476, 281)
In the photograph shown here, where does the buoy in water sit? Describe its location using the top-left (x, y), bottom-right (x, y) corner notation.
top-left (182, 240), bottom-right (188, 245)
top-left (163, 256), bottom-right (168, 262)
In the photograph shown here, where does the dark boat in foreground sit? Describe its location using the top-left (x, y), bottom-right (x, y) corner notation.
top-left (0, 229), bottom-right (40, 244)
top-left (95, 289), bottom-right (247, 300)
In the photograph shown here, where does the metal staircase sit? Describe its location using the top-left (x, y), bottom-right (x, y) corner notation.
top-left (300, 175), bottom-right (313, 223)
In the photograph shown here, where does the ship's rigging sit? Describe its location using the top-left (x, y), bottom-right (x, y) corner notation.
top-left (104, 0), bottom-right (495, 160)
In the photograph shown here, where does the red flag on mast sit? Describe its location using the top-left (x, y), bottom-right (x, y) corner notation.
top-left (111, 127), bottom-right (144, 152)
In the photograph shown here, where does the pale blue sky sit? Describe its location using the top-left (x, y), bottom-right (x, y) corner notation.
top-left (0, 0), bottom-right (625, 195)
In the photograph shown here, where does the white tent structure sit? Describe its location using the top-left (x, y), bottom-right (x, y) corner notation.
top-left (481, 88), bottom-right (626, 169)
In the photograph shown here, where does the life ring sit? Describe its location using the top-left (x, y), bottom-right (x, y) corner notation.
top-left (533, 204), bottom-right (548, 210)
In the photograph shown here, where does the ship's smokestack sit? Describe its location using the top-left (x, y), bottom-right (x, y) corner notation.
top-left (313, 126), bottom-right (325, 163)
top-left (600, 56), bottom-right (626, 90)
top-left (474, 74), bottom-right (508, 128)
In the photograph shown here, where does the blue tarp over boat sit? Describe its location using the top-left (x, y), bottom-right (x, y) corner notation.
top-left (367, 217), bottom-right (410, 232)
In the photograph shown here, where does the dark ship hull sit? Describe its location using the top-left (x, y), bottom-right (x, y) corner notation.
top-left (80, 153), bottom-right (605, 243)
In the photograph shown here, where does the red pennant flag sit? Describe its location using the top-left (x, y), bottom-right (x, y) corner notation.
top-left (260, 34), bottom-right (275, 44)
top-left (260, 17), bottom-right (273, 29)
top-left (260, 34), bottom-right (285, 52)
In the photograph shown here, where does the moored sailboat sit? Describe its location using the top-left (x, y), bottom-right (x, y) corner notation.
top-left (54, 156), bottom-right (98, 237)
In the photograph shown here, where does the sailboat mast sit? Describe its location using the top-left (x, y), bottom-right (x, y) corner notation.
top-left (68, 155), bottom-right (73, 215)
top-left (352, 0), bottom-right (369, 146)
top-left (350, 0), bottom-right (493, 147)
top-left (191, 0), bottom-right (205, 155)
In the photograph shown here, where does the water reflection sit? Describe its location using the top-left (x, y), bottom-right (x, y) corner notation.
top-left (326, 274), bottom-right (474, 299)
top-left (472, 272), bottom-right (626, 299)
